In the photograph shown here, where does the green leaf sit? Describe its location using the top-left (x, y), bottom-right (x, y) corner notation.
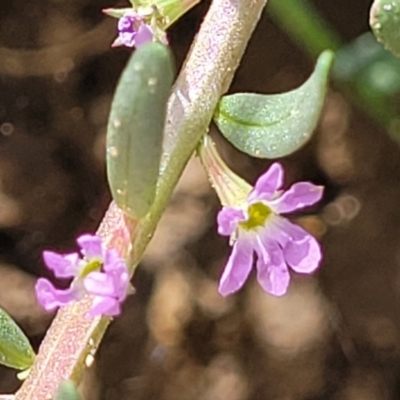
top-left (213, 50), bottom-right (334, 158)
top-left (0, 307), bottom-right (35, 370)
top-left (332, 33), bottom-right (400, 130)
top-left (107, 43), bottom-right (174, 218)
top-left (54, 380), bottom-right (83, 400)
top-left (370, 0), bottom-right (400, 58)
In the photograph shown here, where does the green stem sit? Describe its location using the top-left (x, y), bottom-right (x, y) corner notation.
top-left (267, 0), bottom-right (342, 57)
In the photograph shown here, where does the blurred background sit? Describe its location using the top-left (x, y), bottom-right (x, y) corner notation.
top-left (2, 0), bottom-right (400, 399)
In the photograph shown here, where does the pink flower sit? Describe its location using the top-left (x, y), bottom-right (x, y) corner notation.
top-left (114, 12), bottom-right (154, 48)
top-left (35, 234), bottom-right (130, 317)
top-left (217, 163), bottom-right (323, 297)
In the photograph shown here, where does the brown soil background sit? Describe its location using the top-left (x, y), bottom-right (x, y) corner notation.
top-left (1, 0), bottom-right (400, 399)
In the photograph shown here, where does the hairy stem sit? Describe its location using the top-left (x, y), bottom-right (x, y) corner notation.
top-left (15, 0), bottom-right (267, 398)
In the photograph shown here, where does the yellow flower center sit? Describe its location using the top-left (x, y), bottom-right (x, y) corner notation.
top-left (239, 202), bottom-right (272, 231)
top-left (79, 259), bottom-right (102, 278)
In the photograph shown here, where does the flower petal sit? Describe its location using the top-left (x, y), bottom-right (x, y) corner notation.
top-left (84, 267), bottom-right (129, 301)
top-left (77, 234), bottom-right (103, 260)
top-left (118, 32), bottom-right (136, 47)
top-left (118, 14), bottom-right (134, 31)
top-left (135, 24), bottom-right (154, 47)
top-left (258, 263), bottom-right (290, 296)
top-left (89, 296), bottom-right (121, 317)
top-left (103, 251), bottom-right (130, 300)
top-left (42, 251), bottom-right (79, 278)
top-left (103, 248), bottom-right (124, 271)
top-left (83, 272), bottom-right (116, 297)
top-left (255, 239), bottom-right (290, 296)
top-left (218, 235), bottom-right (254, 296)
top-left (217, 207), bottom-right (245, 236)
top-left (275, 218), bottom-right (322, 273)
top-left (285, 236), bottom-right (321, 274)
top-left (35, 278), bottom-right (80, 311)
top-left (109, 267), bottom-right (130, 301)
top-left (271, 182), bottom-right (323, 214)
top-left (248, 163), bottom-right (284, 203)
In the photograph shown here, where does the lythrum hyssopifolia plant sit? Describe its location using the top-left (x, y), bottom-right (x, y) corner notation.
top-left (4, 0), bottom-right (378, 398)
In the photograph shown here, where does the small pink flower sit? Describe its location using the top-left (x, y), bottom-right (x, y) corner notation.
top-left (113, 12), bottom-right (154, 48)
top-left (35, 234), bottom-right (130, 317)
top-left (217, 163), bottom-right (323, 297)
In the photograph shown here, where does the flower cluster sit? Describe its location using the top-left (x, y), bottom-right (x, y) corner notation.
top-left (217, 163), bottom-right (323, 296)
top-left (35, 234), bottom-right (130, 317)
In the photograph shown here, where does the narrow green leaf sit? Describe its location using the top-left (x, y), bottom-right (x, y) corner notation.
top-left (107, 43), bottom-right (174, 218)
top-left (54, 380), bottom-right (83, 400)
top-left (370, 0), bottom-right (400, 58)
top-left (0, 307), bottom-right (35, 370)
top-left (213, 50), bottom-right (334, 158)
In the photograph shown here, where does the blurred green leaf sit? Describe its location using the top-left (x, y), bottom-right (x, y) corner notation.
top-left (370, 0), bottom-right (400, 58)
top-left (107, 42), bottom-right (174, 218)
top-left (54, 380), bottom-right (83, 400)
top-left (0, 307), bottom-right (35, 370)
top-left (266, 0), bottom-right (400, 145)
top-left (333, 33), bottom-right (400, 95)
top-left (333, 32), bottom-right (400, 143)
top-left (213, 50), bottom-right (334, 158)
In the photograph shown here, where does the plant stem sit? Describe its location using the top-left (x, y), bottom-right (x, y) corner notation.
top-left (15, 0), bottom-right (267, 398)
top-left (131, 0), bottom-right (268, 267)
top-left (267, 0), bottom-right (342, 57)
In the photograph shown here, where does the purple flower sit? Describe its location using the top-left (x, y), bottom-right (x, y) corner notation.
top-left (35, 234), bottom-right (130, 317)
top-left (217, 163), bottom-right (323, 297)
top-left (114, 13), bottom-right (154, 48)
